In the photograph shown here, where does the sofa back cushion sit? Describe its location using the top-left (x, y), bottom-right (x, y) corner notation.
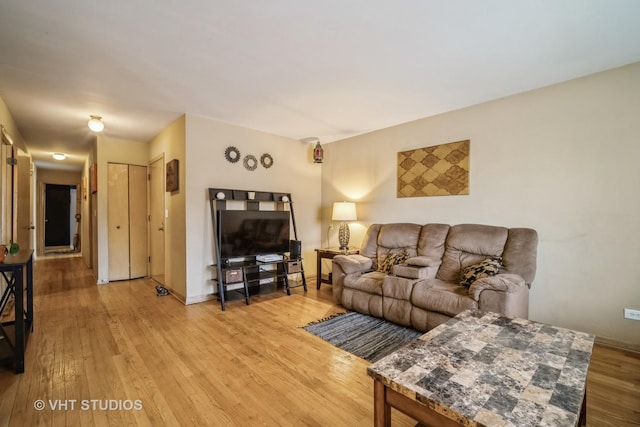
top-left (359, 224), bottom-right (382, 260)
top-left (358, 223), bottom-right (422, 270)
top-left (376, 223), bottom-right (422, 262)
top-left (417, 224), bottom-right (450, 259)
top-left (358, 222), bottom-right (538, 286)
top-left (502, 228), bottom-right (538, 285)
top-left (437, 224), bottom-right (509, 283)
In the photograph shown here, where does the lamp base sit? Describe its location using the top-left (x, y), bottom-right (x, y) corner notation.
top-left (338, 222), bottom-right (350, 251)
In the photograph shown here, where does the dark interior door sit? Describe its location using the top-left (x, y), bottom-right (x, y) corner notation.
top-left (45, 184), bottom-right (71, 246)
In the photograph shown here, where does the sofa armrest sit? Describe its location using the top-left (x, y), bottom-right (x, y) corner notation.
top-left (331, 254), bottom-right (373, 305)
top-left (468, 273), bottom-right (526, 301)
top-left (332, 254), bottom-right (373, 274)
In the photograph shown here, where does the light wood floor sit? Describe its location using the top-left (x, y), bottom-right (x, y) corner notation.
top-left (0, 257), bottom-right (638, 426)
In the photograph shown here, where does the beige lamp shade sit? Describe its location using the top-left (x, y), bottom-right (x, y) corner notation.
top-left (332, 202), bottom-right (357, 221)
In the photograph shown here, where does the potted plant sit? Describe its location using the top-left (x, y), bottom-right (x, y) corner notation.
top-left (8, 241), bottom-right (19, 255)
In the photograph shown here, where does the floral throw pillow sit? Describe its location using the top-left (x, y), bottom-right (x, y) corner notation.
top-left (377, 252), bottom-right (408, 274)
top-left (460, 257), bottom-right (503, 287)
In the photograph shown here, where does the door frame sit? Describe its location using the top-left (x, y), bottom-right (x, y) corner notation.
top-left (16, 148), bottom-right (34, 251)
top-left (38, 181), bottom-right (80, 255)
top-left (149, 155), bottom-right (165, 285)
top-left (44, 183), bottom-right (72, 248)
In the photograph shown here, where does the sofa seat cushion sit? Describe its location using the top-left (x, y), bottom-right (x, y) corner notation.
top-left (343, 271), bottom-right (386, 295)
top-left (382, 275), bottom-right (418, 300)
top-left (411, 279), bottom-right (478, 317)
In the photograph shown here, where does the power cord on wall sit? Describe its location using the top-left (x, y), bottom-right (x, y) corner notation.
top-left (326, 223), bottom-right (334, 248)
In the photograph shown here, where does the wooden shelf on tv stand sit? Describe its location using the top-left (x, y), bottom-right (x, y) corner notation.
top-left (208, 187), bottom-right (307, 310)
top-left (214, 256), bottom-right (305, 309)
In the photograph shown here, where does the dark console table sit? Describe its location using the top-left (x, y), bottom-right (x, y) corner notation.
top-left (0, 249), bottom-right (34, 374)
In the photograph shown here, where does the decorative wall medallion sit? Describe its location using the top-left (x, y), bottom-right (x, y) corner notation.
top-left (260, 153), bottom-right (274, 169)
top-left (243, 154), bottom-right (258, 171)
top-left (225, 146), bottom-right (241, 163)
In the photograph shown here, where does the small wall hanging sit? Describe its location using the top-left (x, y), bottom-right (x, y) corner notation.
top-left (260, 153), bottom-right (274, 168)
top-left (243, 154), bottom-right (258, 171)
top-left (397, 140), bottom-right (469, 197)
top-left (313, 141), bottom-right (324, 163)
top-left (166, 159), bottom-right (179, 192)
top-left (225, 146), bottom-right (241, 163)
top-left (90, 163), bottom-right (98, 194)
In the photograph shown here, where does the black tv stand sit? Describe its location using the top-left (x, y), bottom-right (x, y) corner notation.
top-left (208, 188), bottom-right (307, 310)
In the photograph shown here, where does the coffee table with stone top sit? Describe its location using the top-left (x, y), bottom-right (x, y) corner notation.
top-left (367, 310), bottom-right (594, 427)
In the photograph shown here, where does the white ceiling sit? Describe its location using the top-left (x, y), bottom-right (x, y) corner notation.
top-left (1, 0), bottom-right (640, 171)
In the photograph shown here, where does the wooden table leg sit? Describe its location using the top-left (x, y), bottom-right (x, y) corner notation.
top-left (579, 387), bottom-right (587, 426)
top-left (374, 380), bottom-right (391, 427)
top-left (14, 266), bottom-right (25, 373)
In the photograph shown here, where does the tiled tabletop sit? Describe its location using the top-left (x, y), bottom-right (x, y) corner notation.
top-left (368, 310), bottom-right (595, 426)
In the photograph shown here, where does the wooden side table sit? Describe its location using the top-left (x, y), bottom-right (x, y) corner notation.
top-left (314, 247), bottom-right (359, 289)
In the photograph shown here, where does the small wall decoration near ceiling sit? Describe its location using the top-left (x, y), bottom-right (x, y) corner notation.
top-left (166, 159), bottom-right (179, 192)
top-left (243, 154), bottom-right (258, 171)
top-left (260, 153), bottom-right (273, 168)
top-left (225, 146), bottom-right (241, 163)
top-left (224, 146), bottom-right (274, 171)
top-left (397, 140), bottom-right (470, 198)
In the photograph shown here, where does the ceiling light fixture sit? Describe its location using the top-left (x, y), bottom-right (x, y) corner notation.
top-left (88, 115), bottom-right (104, 132)
top-left (52, 153), bottom-right (66, 160)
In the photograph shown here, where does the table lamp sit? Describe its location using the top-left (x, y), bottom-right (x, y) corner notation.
top-left (332, 202), bottom-right (357, 250)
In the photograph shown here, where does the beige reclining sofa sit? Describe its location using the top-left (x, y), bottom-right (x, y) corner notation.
top-left (332, 223), bottom-right (538, 332)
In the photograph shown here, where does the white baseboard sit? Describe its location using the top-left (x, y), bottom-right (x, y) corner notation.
top-left (185, 293), bottom-right (216, 305)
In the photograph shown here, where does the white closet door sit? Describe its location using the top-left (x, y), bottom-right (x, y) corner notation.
top-left (129, 165), bottom-right (148, 279)
top-left (108, 163), bottom-right (131, 281)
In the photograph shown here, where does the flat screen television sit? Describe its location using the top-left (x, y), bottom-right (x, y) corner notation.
top-left (217, 210), bottom-right (290, 259)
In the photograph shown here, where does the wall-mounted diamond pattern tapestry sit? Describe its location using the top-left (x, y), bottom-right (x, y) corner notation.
top-left (397, 139), bottom-right (470, 197)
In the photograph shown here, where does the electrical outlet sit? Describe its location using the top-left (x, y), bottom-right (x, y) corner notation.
top-left (624, 308), bottom-right (640, 321)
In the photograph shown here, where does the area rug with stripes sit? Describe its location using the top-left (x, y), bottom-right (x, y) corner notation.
top-left (303, 311), bottom-right (423, 362)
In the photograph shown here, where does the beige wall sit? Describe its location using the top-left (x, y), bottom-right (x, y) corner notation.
top-left (37, 169), bottom-right (82, 185)
top-left (149, 115), bottom-right (187, 299)
top-left (184, 114), bottom-right (322, 304)
top-left (95, 135), bottom-right (150, 284)
top-left (322, 62), bottom-right (640, 345)
top-left (0, 97), bottom-right (29, 245)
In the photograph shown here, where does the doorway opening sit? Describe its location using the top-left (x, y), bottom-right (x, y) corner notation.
top-left (44, 184), bottom-right (80, 255)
